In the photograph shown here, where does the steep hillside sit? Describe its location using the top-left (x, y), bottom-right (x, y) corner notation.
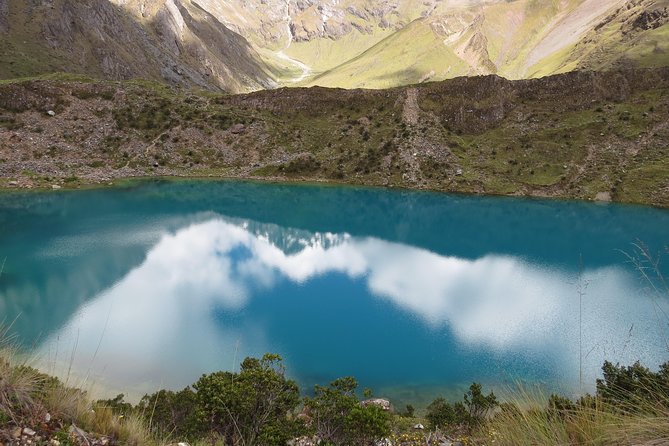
top-left (300, 0), bottom-right (638, 88)
top-left (2, 0), bottom-right (668, 90)
top-left (202, 0), bottom-right (667, 89)
top-left (305, 19), bottom-right (470, 89)
top-left (0, 0), bottom-right (276, 93)
top-left (528, 0), bottom-right (669, 76)
top-left (0, 68), bottom-right (667, 207)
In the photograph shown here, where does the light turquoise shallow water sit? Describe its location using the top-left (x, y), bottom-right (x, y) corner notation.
top-left (0, 180), bottom-right (668, 406)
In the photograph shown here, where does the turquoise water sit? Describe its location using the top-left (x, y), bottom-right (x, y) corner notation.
top-left (0, 180), bottom-right (668, 406)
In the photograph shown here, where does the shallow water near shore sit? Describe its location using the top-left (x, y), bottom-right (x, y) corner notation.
top-left (0, 179), bottom-right (668, 406)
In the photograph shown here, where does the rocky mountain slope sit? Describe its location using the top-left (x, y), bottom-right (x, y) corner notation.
top-left (0, 68), bottom-right (667, 206)
top-left (289, 0), bottom-right (669, 88)
top-left (2, 0), bottom-right (669, 90)
top-left (0, 0), bottom-right (276, 93)
top-left (190, 0), bottom-right (669, 88)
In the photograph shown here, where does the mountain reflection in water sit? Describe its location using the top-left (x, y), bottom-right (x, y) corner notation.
top-left (35, 217), bottom-right (668, 400)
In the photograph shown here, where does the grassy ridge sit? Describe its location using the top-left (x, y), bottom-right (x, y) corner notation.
top-left (0, 68), bottom-right (668, 207)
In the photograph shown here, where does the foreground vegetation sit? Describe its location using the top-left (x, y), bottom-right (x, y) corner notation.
top-left (2, 338), bottom-right (669, 446)
top-left (0, 68), bottom-right (668, 207)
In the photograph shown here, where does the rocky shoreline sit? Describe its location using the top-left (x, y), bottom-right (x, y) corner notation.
top-left (1, 69), bottom-right (668, 207)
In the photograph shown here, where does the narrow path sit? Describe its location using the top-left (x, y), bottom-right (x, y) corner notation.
top-left (403, 88), bottom-right (420, 125)
top-left (398, 88), bottom-right (423, 184)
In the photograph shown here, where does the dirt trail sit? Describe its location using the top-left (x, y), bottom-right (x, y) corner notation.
top-left (403, 88), bottom-right (420, 125)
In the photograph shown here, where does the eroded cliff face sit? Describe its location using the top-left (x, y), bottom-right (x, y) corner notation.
top-left (194, 0), bottom-right (431, 46)
top-left (0, 0), bottom-right (276, 93)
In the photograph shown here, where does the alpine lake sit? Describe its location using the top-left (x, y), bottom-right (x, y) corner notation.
top-left (1, 179), bottom-right (668, 408)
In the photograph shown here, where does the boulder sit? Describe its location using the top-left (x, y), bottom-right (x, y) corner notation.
top-left (287, 436), bottom-right (319, 446)
top-left (230, 123), bottom-right (246, 134)
top-left (10, 427), bottom-right (22, 439)
top-left (361, 398), bottom-right (392, 411)
top-left (595, 191), bottom-right (611, 202)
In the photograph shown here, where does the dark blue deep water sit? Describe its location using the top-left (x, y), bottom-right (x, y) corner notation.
top-left (0, 180), bottom-right (668, 406)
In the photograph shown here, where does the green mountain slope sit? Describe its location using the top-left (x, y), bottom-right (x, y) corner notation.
top-left (303, 0), bottom-right (666, 88)
top-left (305, 19), bottom-right (471, 89)
top-left (528, 0), bottom-right (669, 77)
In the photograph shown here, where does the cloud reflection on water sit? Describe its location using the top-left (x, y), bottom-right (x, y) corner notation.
top-left (39, 218), bottom-right (669, 396)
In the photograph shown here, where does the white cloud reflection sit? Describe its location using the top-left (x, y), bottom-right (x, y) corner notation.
top-left (38, 218), bottom-right (669, 397)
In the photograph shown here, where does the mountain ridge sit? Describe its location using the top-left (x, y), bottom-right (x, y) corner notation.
top-left (1, 67), bottom-right (667, 206)
top-left (2, 0), bottom-right (669, 91)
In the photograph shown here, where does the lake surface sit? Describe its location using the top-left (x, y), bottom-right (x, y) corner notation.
top-left (0, 180), bottom-right (668, 406)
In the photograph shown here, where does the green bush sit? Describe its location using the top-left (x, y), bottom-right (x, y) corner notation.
top-left (464, 382), bottom-right (498, 425)
top-left (547, 393), bottom-right (576, 417)
top-left (136, 388), bottom-right (202, 441)
top-left (95, 394), bottom-right (133, 416)
top-left (400, 404), bottom-right (415, 418)
top-left (425, 397), bottom-right (456, 429)
top-left (194, 353), bottom-right (302, 445)
top-left (345, 404), bottom-right (391, 445)
top-left (305, 376), bottom-right (390, 445)
top-left (426, 383), bottom-right (498, 431)
top-left (596, 360), bottom-right (669, 410)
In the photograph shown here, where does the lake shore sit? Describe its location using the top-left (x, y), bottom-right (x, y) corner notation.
top-left (1, 68), bottom-right (668, 207)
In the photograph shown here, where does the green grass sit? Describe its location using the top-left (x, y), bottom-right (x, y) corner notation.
top-left (305, 19), bottom-right (470, 89)
top-left (525, 43), bottom-right (579, 79)
top-left (480, 386), bottom-right (669, 445)
top-left (285, 28), bottom-right (395, 75)
top-left (624, 23), bottom-right (669, 68)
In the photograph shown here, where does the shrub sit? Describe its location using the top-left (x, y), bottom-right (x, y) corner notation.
top-left (597, 360), bottom-right (669, 410)
top-left (194, 353), bottom-right (301, 445)
top-left (464, 382), bottom-right (498, 425)
top-left (345, 404), bottom-right (391, 445)
top-left (400, 404), bottom-right (415, 418)
top-left (425, 397), bottom-right (456, 429)
top-left (305, 376), bottom-right (390, 445)
top-left (426, 383), bottom-right (498, 431)
top-left (95, 394), bottom-right (133, 416)
top-left (136, 388), bottom-right (202, 441)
